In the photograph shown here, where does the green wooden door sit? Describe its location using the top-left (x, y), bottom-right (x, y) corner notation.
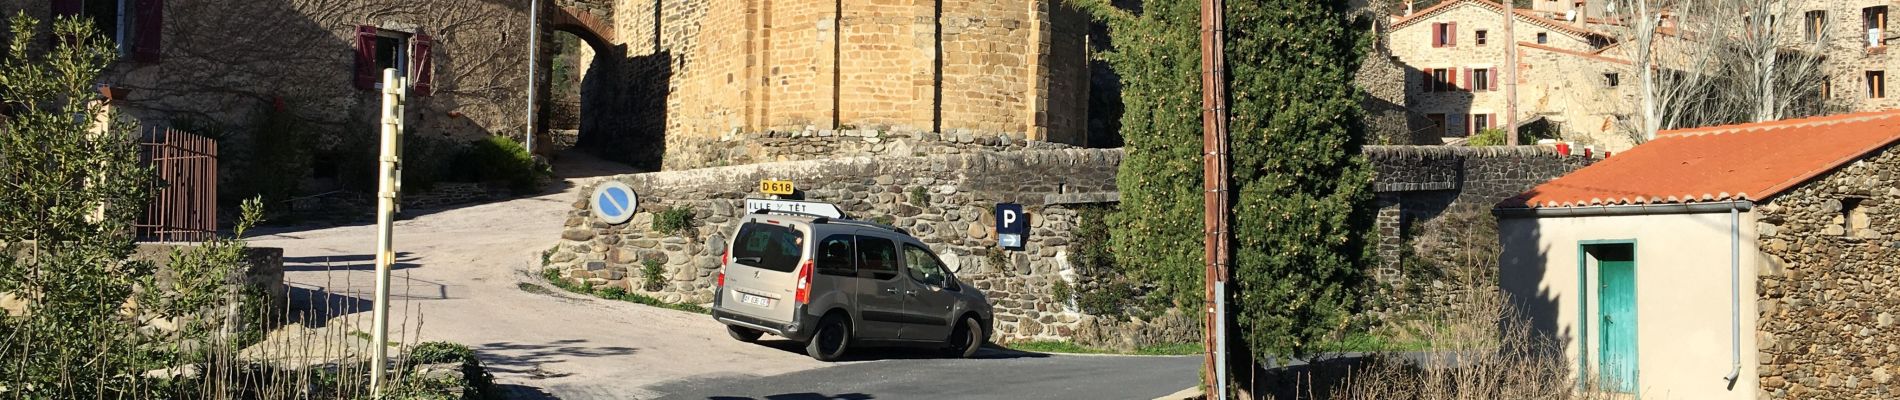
top-left (1598, 259), bottom-right (1637, 392)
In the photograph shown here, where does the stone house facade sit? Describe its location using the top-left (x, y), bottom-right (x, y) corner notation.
top-left (1497, 109), bottom-right (1900, 399)
top-left (1794, 0), bottom-right (1900, 112)
top-left (1388, 0), bottom-right (1639, 150)
top-left (3, 0), bottom-right (536, 199)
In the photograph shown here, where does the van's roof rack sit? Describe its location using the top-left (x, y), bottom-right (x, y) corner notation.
top-left (825, 218), bottom-right (908, 235)
top-left (749, 208), bottom-right (831, 224)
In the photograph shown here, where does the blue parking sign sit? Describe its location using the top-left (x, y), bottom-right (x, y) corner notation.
top-left (995, 203), bottom-right (1027, 250)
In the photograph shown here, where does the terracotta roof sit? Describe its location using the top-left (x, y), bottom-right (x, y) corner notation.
top-left (1500, 110), bottom-right (1900, 209)
top-left (1392, 0), bottom-right (1607, 40)
top-left (1518, 41), bottom-right (1632, 65)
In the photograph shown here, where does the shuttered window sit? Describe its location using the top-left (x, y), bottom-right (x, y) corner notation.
top-left (354, 26), bottom-right (435, 96)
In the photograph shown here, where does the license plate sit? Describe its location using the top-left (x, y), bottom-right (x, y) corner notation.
top-left (740, 293), bottom-right (771, 307)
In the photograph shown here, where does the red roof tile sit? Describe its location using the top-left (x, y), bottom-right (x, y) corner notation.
top-left (1500, 110), bottom-right (1900, 209)
top-left (1392, 0), bottom-right (1607, 40)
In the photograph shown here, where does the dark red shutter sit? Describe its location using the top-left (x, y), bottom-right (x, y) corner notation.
top-left (1431, 23), bottom-right (1442, 47)
top-left (1465, 69), bottom-right (1474, 91)
top-left (133, 0), bottom-right (162, 63)
top-left (1450, 68), bottom-right (1460, 90)
top-left (354, 25), bottom-right (378, 90)
top-left (1449, 22), bottom-right (1458, 46)
top-left (52, 0), bottom-right (82, 17)
top-left (411, 32), bottom-right (434, 96)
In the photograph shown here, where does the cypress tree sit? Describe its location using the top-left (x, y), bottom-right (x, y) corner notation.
top-left (1226, 0), bottom-right (1376, 359)
top-left (1070, 0), bottom-right (1208, 310)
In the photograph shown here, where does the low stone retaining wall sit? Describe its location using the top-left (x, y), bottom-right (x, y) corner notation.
top-left (544, 148), bottom-right (1196, 343)
top-left (665, 129), bottom-right (1074, 170)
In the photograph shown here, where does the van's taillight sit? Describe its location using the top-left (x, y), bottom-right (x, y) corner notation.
top-left (721, 250), bottom-right (729, 265)
top-left (794, 259), bottom-right (814, 304)
top-left (717, 270), bottom-right (725, 287)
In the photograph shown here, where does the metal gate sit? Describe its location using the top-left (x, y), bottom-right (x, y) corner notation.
top-left (136, 127), bottom-right (218, 242)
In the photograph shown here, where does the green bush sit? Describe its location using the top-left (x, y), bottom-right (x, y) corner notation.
top-left (652, 206), bottom-right (695, 235)
top-left (1226, 0), bottom-right (1377, 360)
top-left (454, 135), bottom-right (546, 194)
top-left (641, 259), bottom-right (667, 292)
top-left (409, 341), bottom-right (477, 365)
top-left (909, 186), bottom-right (929, 205)
top-left (1050, 280), bottom-right (1073, 305)
top-left (1466, 127), bottom-right (1558, 146)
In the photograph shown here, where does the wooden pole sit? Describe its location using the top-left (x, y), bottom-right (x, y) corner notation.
top-left (1199, 0), bottom-right (1231, 398)
top-left (369, 68), bottom-right (406, 395)
top-left (1504, 0), bottom-right (1521, 145)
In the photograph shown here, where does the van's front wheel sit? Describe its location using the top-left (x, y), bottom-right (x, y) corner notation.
top-left (727, 325), bottom-right (763, 343)
top-left (942, 316), bottom-right (984, 358)
top-left (805, 315), bottom-right (851, 361)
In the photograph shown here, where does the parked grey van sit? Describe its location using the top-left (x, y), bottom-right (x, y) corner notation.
top-left (710, 209), bottom-right (993, 361)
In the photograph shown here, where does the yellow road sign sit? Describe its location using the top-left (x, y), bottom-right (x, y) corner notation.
top-left (760, 180), bottom-right (796, 195)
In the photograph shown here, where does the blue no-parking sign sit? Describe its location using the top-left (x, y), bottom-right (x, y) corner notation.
top-left (995, 203), bottom-right (1027, 250)
top-left (591, 181), bottom-right (639, 225)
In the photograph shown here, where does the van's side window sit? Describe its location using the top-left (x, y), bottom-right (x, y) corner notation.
top-left (855, 236), bottom-right (900, 280)
top-left (733, 222), bottom-right (803, 273)
top-left (901, 244), bottom-right (947, 288)
top-left (815, 235), bottom-right (857, 277)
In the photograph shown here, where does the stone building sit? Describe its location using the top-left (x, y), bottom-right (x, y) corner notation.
top-left (1497, 109), bottom-right (1900, 399)
top-left (1795, 0), bottom-right (1900, 112)
top-left (1388, 0), bottom-right (1640, 150)
top-left (546, 0), bottom-right (1097, 170)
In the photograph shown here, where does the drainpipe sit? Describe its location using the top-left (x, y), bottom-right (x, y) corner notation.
top-left (525, 0), bottom-right (540, 155)
top-left (1725, 206), bottom-right (1741, 384)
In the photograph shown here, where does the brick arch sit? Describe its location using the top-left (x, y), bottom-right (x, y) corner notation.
top-left (548, 6), bottom-right (614, 48)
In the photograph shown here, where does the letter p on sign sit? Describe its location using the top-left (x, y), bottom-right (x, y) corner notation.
top-left (995, 203), bottom-right (1027, 250)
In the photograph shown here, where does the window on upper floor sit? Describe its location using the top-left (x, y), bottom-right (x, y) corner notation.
top-left (1536, 32), bottom-right (1549, 44)
top-left (1430, 68), bottom-right (1452, 92)
top-left (1823, 79), bottom-right (1833, 99)
top-left (1476, 30), bottom-right (1489, 46)
top-left (1473, 68), bottom-right (1492, 91)
top-left (1805, 10), bottom-right (1826, 42)
top-left (52, 0), bottom-right (161, 62)
top-left (1865, 6), bottom-right (1887, 48)
top-left (1432, 22), bottom-right (1458, 47)
top-left (1868, 70), bottom-right (1886, 98)
top-left (1604, 73), bottom-right (1620, 87)
top-left (353, 26), bottom-right (435, 95)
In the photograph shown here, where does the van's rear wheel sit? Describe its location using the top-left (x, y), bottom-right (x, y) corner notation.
top-left (943, 316), bottom-right (984, 358)
top-left (727, 325), bottom-right (763, 343)
top-left (805, 315), bottom-right (851, 361)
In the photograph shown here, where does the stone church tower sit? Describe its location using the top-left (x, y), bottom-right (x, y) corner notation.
top-left (552, 0), bottom-right (1093, 169)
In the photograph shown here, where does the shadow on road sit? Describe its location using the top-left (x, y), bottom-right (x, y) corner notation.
top-left (493, 384), bottom-right (561, 400)
top-left (283, 252), bottom-right (423, 271)
top-left (709, 393), bottom-right (875, 400)
top-left (476, 339), bottom-right (640, 377)
top-left (748, 339), bottom-right (1050, 362)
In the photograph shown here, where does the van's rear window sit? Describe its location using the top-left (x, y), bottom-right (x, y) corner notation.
top-left (732, 223), bottom-right (804, 273)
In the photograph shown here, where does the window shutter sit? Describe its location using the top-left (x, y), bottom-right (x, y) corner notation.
top-left (1489, 113), bottom-right (1498, 129)
top-left (1432, 23), bottom-right (1443, 47)
top-left (1421, 70), bottom-right (1432, 92)
top-left (1487, 68), bottom-right (1497, 91)
top-left (133, 0), bottom-right (163, 63)
top-left (52, 0), bottom-right (82, 17)
top-left (1449, 22), bottom-right (1458, 46)
top-left (354, 25), bottom-right (378, 91)
top-left (1466, 69), bottom-right (1475, 91)
top-left (1451, 68), bottom-right (1460, 90)
top-left (412, 32), bottom-right (434, 96)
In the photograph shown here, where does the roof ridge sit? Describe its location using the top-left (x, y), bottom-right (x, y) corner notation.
top-left (1393, 0), bottom-right (1604, 39)
top-left (1656, 109), bottom-right (1900, 139)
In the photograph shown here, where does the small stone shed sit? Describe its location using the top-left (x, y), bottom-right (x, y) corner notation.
top-left (1496, 109), bottom-right (1900, 399)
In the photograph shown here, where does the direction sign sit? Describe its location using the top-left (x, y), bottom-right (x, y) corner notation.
top-left (745, 198), bottom-right (846, 219)
top-left (759, 179), bottom-right (796, 196)
top-left (995, 203), bottom-right (1027, 250)
top-left (591, 181), bottom-right (639, 225)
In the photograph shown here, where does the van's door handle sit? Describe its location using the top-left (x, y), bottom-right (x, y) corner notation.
top-left (884, 288), bottom-right (899, 294)
top-left (904, 290), bottom-right (917, 296)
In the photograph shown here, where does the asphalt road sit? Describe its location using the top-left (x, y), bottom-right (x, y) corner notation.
top-left (647, 343), bottom-right (1198, 400)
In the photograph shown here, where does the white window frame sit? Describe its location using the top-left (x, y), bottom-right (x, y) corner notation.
top-left (373, 29), bottom-right (413, 90)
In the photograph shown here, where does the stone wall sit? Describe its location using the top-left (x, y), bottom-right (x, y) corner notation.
top-left (3, 243), bottom-right (285, 335)
top-left (666, 128), bottom-right (1074, 169)
top-left (542, 148), bottom-right (1195, 345)
top-left (1366, 145), bottom-right (1594, 321)
top-left (1755, 145), bottom-right (1900, 399)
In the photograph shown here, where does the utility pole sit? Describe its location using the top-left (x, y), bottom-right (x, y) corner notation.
top-left (1198, 0), bottom-right (1231, 398)
top-left (1504, 0), bottom-right (1521, 145)
top-left (369, 68), bottom-right (406, 395)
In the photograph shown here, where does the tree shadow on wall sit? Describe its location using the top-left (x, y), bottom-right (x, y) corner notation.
top-left (574, 43), bottom-right (670, 172)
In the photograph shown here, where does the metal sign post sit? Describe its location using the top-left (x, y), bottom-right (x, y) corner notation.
top-left (369, 68), bottom-right (406, 395)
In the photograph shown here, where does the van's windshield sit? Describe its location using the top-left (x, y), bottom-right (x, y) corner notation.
top-left (732, 222), bottom-right (805, 272)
